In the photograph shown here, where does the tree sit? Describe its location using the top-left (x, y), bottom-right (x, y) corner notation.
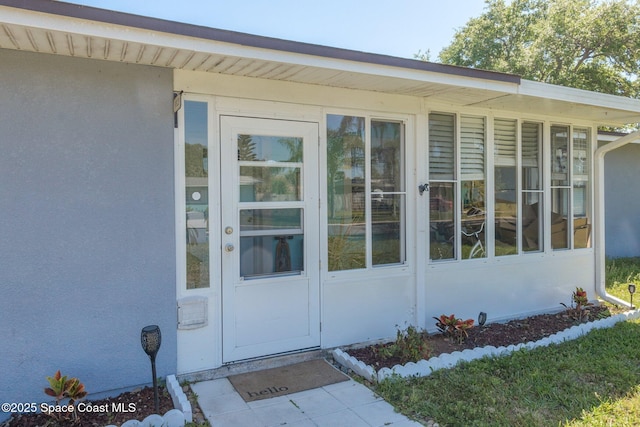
top-left (237, 134), bottom-right (257, 161)
top-left (436, 0), bottom-right (640, 99)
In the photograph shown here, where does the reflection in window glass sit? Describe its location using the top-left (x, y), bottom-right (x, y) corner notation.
top-left (573, 128), bottom-right (591, 248)
top-left (551, 126), bottom-right (569, 186)
top-left (551, 125), bottom-right (570, 250)
top-left (327, 115), bottom-right (366, 271)
top-left (184, 101), bottom-right (209, 289)
top-left (461, 180), bottom-right (485, 259)
top-left (238, 135), bottom-right (302, 162)
top-left (236, 132), bottom-right (306, 279)
top-left (522, 122), bottom-right (543, 252)
top-left (240, 235), bottom-right (303, 278)
top-left (238, 135), bottom-right (302, 202)
top-left (429, 183), bottom-right (455, 260)
top-left (371, 121), bottom-right (405, 266)
top-left (239, 166), bottom-right (301, 202)
top-left (551, 187), bottom-right (570, 249)
top-left (239, 209), bottom-right (302, 232)
top-left (239, 208), bottom-right (304, 277)
top-left (522, 193), bottom-right (543, 251)
top-left (495, 167), bottom-right (517, 255)
top-left (326, 115), bottom-right (406, 270)
top-left (372, 194), bottom-right (404, 265)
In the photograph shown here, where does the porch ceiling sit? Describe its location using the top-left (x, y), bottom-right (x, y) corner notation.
top-left (1, 1), bottom-right (640, 126)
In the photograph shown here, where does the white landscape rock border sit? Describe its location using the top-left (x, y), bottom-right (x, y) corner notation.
top-left (105, 374), bottom-right (192, 427)
top-left (333, 310), bottom-right (640, 383)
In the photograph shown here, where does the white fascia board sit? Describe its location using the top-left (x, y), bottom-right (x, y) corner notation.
top-left (0, 5), bottom-right (520, 95)
top-left (520, 80), bottom-right (640, 117)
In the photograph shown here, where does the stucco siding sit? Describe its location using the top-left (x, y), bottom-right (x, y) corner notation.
top-left (604, 143), bottom-right (640, 258)
top-left (0, 49), bottom-right (175, 408)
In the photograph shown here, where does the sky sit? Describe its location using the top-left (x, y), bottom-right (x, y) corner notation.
top-left (63, 0), bottom-right (489, 60)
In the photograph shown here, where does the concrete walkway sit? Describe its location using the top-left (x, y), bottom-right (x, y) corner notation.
top-left (191, 376), bottom-right (423, 427)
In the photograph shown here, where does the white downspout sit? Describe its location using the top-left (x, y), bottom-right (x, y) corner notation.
top-left (594, 130), bottom-right (640, 307)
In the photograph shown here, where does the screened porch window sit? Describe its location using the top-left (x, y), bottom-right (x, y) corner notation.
top-left (551, 125), bottom-right (591, 250)
top-left (428, 113), bottom-right (486, 261)
top-left (521, 122), bottom-right (543, 252)
top-left (493, 120), bottom-right (544, 255)
top-left (327, 115), bottom-right (406, 271)
top-left (429, 113), bottom-right (456, 260)
top-left (460, 115), bottom-right (486, 260)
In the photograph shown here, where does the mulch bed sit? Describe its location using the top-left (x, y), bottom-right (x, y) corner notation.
top-left (347, 306), bottom-right (611, 371)
top-left (2, 386), bottom-right (174, 427)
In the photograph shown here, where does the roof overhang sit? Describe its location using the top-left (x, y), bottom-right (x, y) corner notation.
top-left (2, 0), bottom-right (640, 127)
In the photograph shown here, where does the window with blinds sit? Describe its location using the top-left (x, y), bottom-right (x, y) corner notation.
top-left (522, 122), bottom-right (541, 172)
top-left (461, 115), bottom-right (485, 180)
top-left (429, 113), bottom-right (456, 260)
top-left (460, 115), bottom-right (486, 259)
top-left (494, 118), bottom-right (517, 256)
top-left (429, 113), bottom-right (455, 181)
top-left (494, 118), bottom-right (517, 167)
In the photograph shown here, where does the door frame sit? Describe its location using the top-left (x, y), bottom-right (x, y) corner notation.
top-left (219, 114), bottom-right (321, 363)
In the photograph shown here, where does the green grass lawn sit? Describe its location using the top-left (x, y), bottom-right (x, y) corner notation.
top-left (374, 257), bottom-right (640, 427)
top-left (605, 257), bottom-right (640, 304)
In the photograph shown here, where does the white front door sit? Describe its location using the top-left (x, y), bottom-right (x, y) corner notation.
top-left (220, 116), bottom-right (320, 362)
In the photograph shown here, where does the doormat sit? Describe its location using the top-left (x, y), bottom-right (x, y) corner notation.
top-left (228, 359), bottom-right (349, 402)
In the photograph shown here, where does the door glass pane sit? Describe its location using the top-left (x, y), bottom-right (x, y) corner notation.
top-left (238, 135), bottom-right (302, 162)
top-left (239, 166), bottom-right (301, 202)
top-left (430, 182), bottom-right (455, 260)
top-left (185, 100), bottom-right (209, 289)
top-left (240, 208), bottom-right (302, 233)
top-left (327, 115), bottom-right (366, 271)
top-left (238, 134), bottom-right (302, 202)
top-left (240, 235), bottom-right (303, 278)
top-left (240, 208), bottom-right (303, 278)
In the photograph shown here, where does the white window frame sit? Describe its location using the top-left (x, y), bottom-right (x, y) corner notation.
top-left (324, 110), bottom-right (411, 276)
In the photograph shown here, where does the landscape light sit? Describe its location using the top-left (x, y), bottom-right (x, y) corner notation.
top-left (141, 325), bottom-right (162, 413)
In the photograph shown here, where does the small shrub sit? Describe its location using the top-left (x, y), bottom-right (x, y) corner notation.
top-left (561, 287), bottom-right (595, 322)
top-left (434, 314), bottom-right (475, 343)
top-left (374, 325), bottom-right (432, 364)
top-left (44, 370), bottom-right (87, 423)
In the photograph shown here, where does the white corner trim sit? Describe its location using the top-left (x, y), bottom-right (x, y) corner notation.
top-left (594, 129), bottom-right (640, 307)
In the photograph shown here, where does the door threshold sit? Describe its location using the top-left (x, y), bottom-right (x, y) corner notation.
top-left (178, 348), bottom-right (327, 383)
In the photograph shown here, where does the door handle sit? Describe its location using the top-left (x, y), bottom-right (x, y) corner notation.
top-left (225, 243), bottom-right (235, 252)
